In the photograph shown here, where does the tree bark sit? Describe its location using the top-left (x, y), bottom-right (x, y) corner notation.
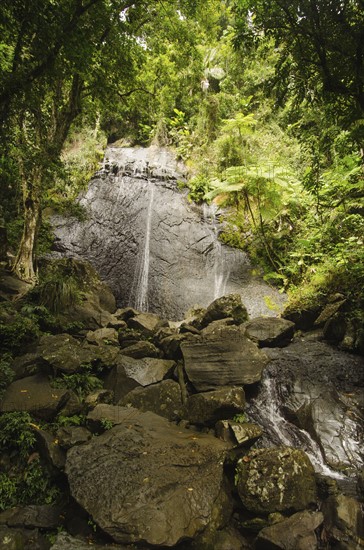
top-left (13, 173), bottom-right (41, 285)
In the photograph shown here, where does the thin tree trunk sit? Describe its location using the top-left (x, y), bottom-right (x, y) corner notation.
top-left (13, 172), bottom-right (41, 283)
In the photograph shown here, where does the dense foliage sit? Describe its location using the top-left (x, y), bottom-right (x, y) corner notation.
top-left (1, 0), bottom-right (363, 317)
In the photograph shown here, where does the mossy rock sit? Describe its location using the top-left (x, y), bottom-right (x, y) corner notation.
top-left (236, 447), bottom-right (317, 514)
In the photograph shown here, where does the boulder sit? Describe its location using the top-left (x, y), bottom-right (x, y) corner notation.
top-left (49, 532), bottom-right (130, 550)
top-left (322, 493), bottom-right (364, 545)
top-left (127, 312), bottom-right (168, 336)
top-left (114, 307), bottom-right (139, 321)
top-left (37, 334), bottom-right (95, 374)
top-left (200, 318), bottom-right (235, 335)
top-left (118, 328), bottom-right (142, 349)
top-left (159, 333), bottom-right (188, 360)
top-left (0, 504), bottom-right (64, 529)
top-left (181, 325), bottom-right (269, 391)
top-left (215, 420), bottom-right (263, 446)
top-left (56, 426), bottom-right (92, 450)
top-left (103, 361), bottom-right (141, 403)
top-left (185, 387), bottom-right (245, 426)
top-left (314, 299), bottom-right (347, 327)
top-left (0, 374), bottom-right (70, 420)
top-left (199, 294), bottom-right (249, 328)
top-left (121, 340), bottom-right (160, 359)
top-left (33, 427), bottom-right (66, 471)
top-left (0, 526), bottom-right (48, 550)
top-left (106, 317), bottom-right (127, 331)
top-left (244, 317), bottom-right (295, 347)
top-left (114, 356), bottom-right (175, 387)
top-left (119, 379), bottom-right (183, 421)
top-left (11, 353), bottom-right (40, 380)
top-left (191, 526), bottom-right (252, 550)
top-left (84, 389), bottom-right (113, 409)
top-left (236, 447), bottom-right (317, 514)
top-left (255, 510), bottom-right (323, 550)
top-left (323, 313), bottom-right (347, 344)
top-left (66, 406), bottom-right (228, 546)
top-left (86, 404), bottom-right (133, 430)
top-left (86, 327), bottom-right (119, 346)
top-left (283, 306), bottom-right (321, 331)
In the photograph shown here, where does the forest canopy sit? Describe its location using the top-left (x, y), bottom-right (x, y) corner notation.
top-left (0, 0), bottom-right (363, 327)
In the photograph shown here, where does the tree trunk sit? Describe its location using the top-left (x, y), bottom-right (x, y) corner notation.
top-left (13, 175), bottom-right (41, 283)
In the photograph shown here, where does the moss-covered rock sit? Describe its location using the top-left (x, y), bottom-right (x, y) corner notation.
top-left (199, 294), bottom-right (249, 328)
top-left (236, 447), bottom-right (317, 514)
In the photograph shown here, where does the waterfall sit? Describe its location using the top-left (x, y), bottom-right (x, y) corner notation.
top-left (52, 145), bottom-right (287, 320)
top-left (202, 203), bottom-right (231, 300)
top-left (130, 181), bottom-right (155, 312)
top-left (247, 370), bottom-right (348, 479)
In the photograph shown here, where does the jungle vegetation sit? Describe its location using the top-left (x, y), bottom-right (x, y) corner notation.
top-left (1, 0), bottom-right (363, 316)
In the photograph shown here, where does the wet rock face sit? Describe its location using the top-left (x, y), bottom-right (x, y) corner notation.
top-left (253, 339), bottom-right (364, 472)
top-left (66, 406), bottom-right (227, 547)
top-left (52, 146), bottom-right (286, 320)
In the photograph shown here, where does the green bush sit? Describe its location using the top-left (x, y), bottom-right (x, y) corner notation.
top-left (0, 412), bottom-right (36, 458)
top-left (0, 308), bottom-right (40, 353)
top-left (52, 363), bottom-right (102, 399)
top-left (0, 354), bottom-right (14, 398)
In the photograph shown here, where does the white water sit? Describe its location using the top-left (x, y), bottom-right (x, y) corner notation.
top-left (130, 182), bottom-right (155, 311)
top-left (248, 374), bottom-right (346, 479)
top-left (202, 203), bottom-right (231, 300)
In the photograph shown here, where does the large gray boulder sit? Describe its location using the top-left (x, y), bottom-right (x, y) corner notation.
top-left (66, 406), bottom-right (228, 546)
top-left (255, 510), bottom-right (324, 550)
top-left (244, 317), bottom-right (295, 347)
top-left (127, 312), bottom-right (168, 336)
top-left (198, 294), bottom-right (249, 328)
top-left (105, 356), bottom-right (175, 393)
top-left (236, 447), bottom-right (317, 514)
top-left (0, 374), bottom-right (70, 420)
top-left (185, 387), bottom-right (245, 426)
top-left (37, 334), bottom-right (95, 374)
top-left (181, 325), bottom-right (269, 391)
top-left (120, 340), bottom-right (161, 359)
top-left (49, 532), bottom-right (130, 550)
top-left (119, 379), bottom-right (183, 421)
top-left (215, 420), bottom-right (263, 447)
top-left (321, 493), bottom-right (364, 547)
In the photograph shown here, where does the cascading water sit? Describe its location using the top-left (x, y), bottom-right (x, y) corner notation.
top-left (247, 371), bottom-right (345, 478)
top-left (130, 182), bottom-right (155, 311)
top-left (202, 203), bottom-right (231, 300)
top-left (246, 341), bottom-right (364, 484)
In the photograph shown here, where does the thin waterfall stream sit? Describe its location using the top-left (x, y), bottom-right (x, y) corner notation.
top-left (130, 181), bottom-right (155, 311)
top-left (202, 203), bottom-right (231, 300)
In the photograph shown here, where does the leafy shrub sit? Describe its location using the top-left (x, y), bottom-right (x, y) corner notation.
top-left (29, 260), bottom-right (85, 314)
top-left (0, 354), bottom-right (14, 398)
top-left (0, 308), bottom-right (40, 353)
top-left (0, 460), bottom-right (61, 512)
top-left (0, 412), bottom-right (36, 458)
top-left (52, 363), bottom-right (102, 399)
top-left (55, 414), bottom-right (87, 428)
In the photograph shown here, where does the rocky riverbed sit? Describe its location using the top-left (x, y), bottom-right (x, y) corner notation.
top-left (0, 262), bottom-right (363, 549)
